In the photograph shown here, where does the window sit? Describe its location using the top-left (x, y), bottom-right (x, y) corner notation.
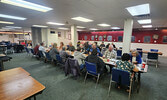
top-left (98, 36), bottom-right (103, 41)
top-left (163, 36), bottom-right (167, 43)
top-left (84, 36), bottom-right (87, 40)
top-left (107, 36), bottom-right (112, 41)
top-left (91, 36), bottom-right (94, 40)
top-left (118, 36), bottom-right (123, 42)
top-left (131, 36), bottom-right (135, 42)
top-left (144, 36), bottom-right (151, 43)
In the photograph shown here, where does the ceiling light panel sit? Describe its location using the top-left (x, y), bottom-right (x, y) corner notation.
top-left (1, 0), bottom-right (53, 12)
top-left (77, 26), bottom-right (85, 28)
top-left (0, 14), bottom-right (26, 20)
top-left (90, 28), bottom-right (98, 30)
top-left (32, 25), bottom-right (48, 28)
top-left (142, 25), bottom-right (152, 28)
top-left (71, 17), bottom-right (93, 22)
top-left (138, 19), bottom-right (151, 24)
top-left (111, 27), bottom-right (120, 29)
top-left (6, 26), bottom-right (22, 29)
top-left (126, 4), bottom-right (150, 16)
top-left (47, 22), bottom-right (65, 25)
top-left (0, 21), bottom-right (14, 24)
top-left (58, 27), bottom-right (69, 30)
top-left (97, 23), bottom-right (111, 27)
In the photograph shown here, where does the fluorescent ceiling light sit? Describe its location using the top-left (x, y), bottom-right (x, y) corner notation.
top-left (0, 21), bottom-right (14, 24)
top-left (97, 23), bottom-right (111, 27)
top-left (142, 25), bottom-right (152, 28)
top-left (0, 14), bottom-right (26, 20)
top-left (77, 29), bottom-right (83, 31)
top-left (1, 0), bottom-right (53, 12)
top-left (77, 26), bottom-right (85, 28)
top-left (71, 17), bottom-right (93, 22)
top-left (32, 25), bottom-right (48, 28)
top-left (138, 19), bottom-right (151, 24)
top-left (47, 22), bottom-right (65, 25)
top-left (126, 4), bottom-right (150, 16)
top-left (6, 26), bottom-right (22, 29)
top-left (111, 27), bottom-right (120, 29)
top-left (90, 28), bottom-right (98, 30)
top-left (58, 27), bottom-right (69, 30)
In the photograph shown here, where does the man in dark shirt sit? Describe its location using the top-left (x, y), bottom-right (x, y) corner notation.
top-left (85, 49), bottom-right (106, 73)
top-left (100, 42), bottom-right (105, 48)
top-left (67, 42), bottom-right (75, 52)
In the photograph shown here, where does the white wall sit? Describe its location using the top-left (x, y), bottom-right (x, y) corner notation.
top-left (41, 28), bottom-right (71, 47)
top-left (80, 40), bottom-right (167, 56)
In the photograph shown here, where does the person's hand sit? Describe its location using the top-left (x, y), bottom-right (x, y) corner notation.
top-left (133, 61), bottom-right (137, 64)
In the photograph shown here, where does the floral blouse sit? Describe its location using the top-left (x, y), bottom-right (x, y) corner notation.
top-left (116, 61), bottom-right (135, 74)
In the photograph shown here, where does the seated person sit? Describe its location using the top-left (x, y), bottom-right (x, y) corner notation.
top-left (67, 42), bottom-right (75, 52)
top-left (116, 53), bottom-right (139, 75)
top-left (74, 47), bottom-right (86, 66)
top-left (80, 44), bottom-right (85, 53)
top-left (100, 42), bottom-right (105, 48)
top-left (112, 42), bottom-right (117, 50)
top-left (85, 49), bottom-right (107, 73)
top-left (49, 43), bottom-right (59, 60)
top-left (103, 45), bottom-right (116, 59)
top-left (59, 47), bottom-right (69, 63)
top-left (84, 42), bottom-right (90, 54)
top-left (59, 42), bottom-right (64, 51)
top-left (90, 43), bottom-right (103, 57)
top-left (116, 53), bottom-right (139, 90)
top-left (38, 43), bottom-right (46, 57)
top-left (106, 43), bottom-right (110, 49)
top-left (34, 43), bottom-right (39, 55)
top-left (39, 43), bottom-right (46, 52)
top-left (130, 50), bottom-right (142, 64)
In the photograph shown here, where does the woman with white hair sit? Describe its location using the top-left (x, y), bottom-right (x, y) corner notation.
top-left (130, 50), bottom-right (142, 64)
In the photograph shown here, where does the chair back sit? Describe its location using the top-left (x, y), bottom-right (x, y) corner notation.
top-left (45, 52), bottom-right (52, 61)
top-left (39, 51), bottom-right (44, 58)
top-left (117, 50), bottom-right (122, 57)
top-left (112, 68), bottom-right (130, 86)
top-left (85, 61), bottom-right (97, 75)
top-left (150, 49), bottom-right (158, 52)
top-left (147, 52), bottom-right (158, 60)
top-left (30, 49), bottom-right (34, 54)
top-left (56, 54), bottom-right (62, 63)
top-left (25, 48), bottom-right (29, 53)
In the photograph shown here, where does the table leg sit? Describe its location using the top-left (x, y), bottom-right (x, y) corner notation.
top-left (137, 72), bottom-right (141, 93)
top-left (0, 60), bottom-right (4, 71)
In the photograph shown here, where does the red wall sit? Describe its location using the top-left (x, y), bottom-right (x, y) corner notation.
top-left (78, 29), bottom-right (167, 44)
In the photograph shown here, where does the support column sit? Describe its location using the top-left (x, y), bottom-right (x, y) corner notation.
top-left (122, 19), bottom-right (133, 54)
top-left (31, 27), bottom-right (42, 47)
top-left (71, 25), bottom-right (78, 48)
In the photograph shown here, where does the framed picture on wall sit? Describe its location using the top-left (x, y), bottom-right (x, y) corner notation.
top-left (118, 36), bottom-right (123, 42)
top-left (107, 36), bottom-right (112, 41)
top-left (95, 35), bottom-right (98, 38)
top-left (153, 34), bottom-right (159, 40)
top-left (98, 36), bottom-right (103, 41)
top-left (163, 36), bottom-right (167, 43)
top-left (144, 36), bottom-right (151, 43)
top-left (91, 36), bottom-right (94, 40)
top-left (84, 36), bottom-right (87, 40)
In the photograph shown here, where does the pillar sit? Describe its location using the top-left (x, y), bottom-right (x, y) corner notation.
top-left (122, 19), bottom-right (133, 54)
top-left (71, 25), bottom-right (78, 48)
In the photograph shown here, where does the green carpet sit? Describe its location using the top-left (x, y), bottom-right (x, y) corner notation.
top-left (4, 53), bottom-right (167, 100)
